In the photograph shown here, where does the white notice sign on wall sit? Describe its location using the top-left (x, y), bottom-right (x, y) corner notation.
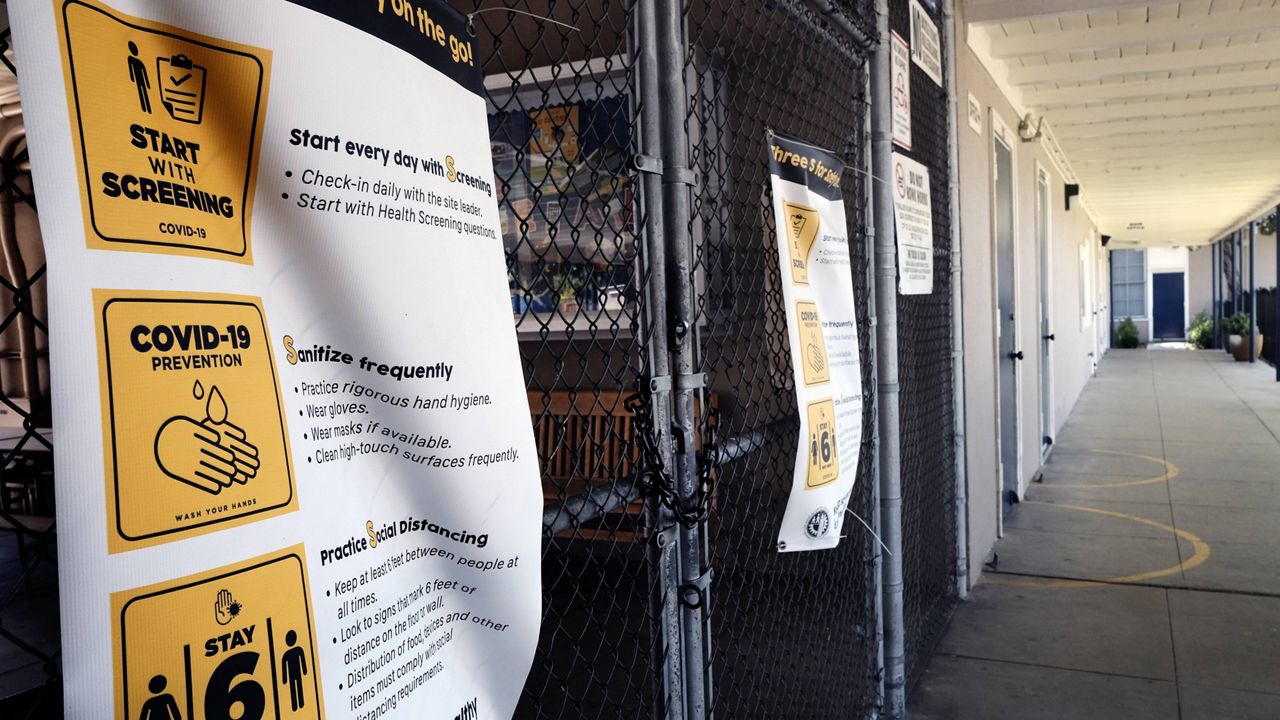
top-left (967, 93), bottom-right (983, 135)
top-left (909, 0), bottom-right (943, 86)
top-left (891, 32), bottom-right (912, 150)
top-left (12, 0), bottom-right (542, 716)
top-left (891, 152), bottom-right (935, 295)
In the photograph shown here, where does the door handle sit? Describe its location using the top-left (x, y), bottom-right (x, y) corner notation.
top-left (1044, 334), bottom-right (1055, 341)
top-left (1008, 350), bottom-right (1024, 361)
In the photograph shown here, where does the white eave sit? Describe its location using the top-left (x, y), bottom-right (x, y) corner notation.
top-left (963, 0), bottom-right (1280, 247)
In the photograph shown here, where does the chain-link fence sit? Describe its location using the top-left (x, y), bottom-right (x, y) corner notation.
top-left (681, 0), bottom-right (880, 717)
top-left (0, 25), bottom-right (62, 719)
top-left (468, 0), bottom-right (883, 716)
top-left (886, 0), bottom-right (958, 684)
top-left (0, 0), bottom-right (961, 716)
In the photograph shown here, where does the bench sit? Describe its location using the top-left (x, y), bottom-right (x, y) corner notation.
top-left (530, 390), bottom-right (644, 541)
top-left (530, 389), bottom-right (717, 542)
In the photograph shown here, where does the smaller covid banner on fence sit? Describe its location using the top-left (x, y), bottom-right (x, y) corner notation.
top-left (766, 132), bottom-right (864, 552)
top-left (13, 0), bottom-right (540, 716)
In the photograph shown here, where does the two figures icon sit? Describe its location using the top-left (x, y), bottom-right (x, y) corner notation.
top-left (136, 630), bottom-right (310, 719)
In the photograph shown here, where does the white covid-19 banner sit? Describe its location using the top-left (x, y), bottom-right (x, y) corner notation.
top-left (766, 131), bottom-right (864, 552)
top-left (12, 0), bottom-right (541, 716)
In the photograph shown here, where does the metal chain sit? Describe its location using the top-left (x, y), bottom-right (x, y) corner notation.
top-left (625, 376), bottom-right (717, 527)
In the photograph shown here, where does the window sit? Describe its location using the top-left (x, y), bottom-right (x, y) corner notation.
top-left (487, 61), bottom-right (638, 339)
top-left (1111, 248), bottom-right (1146, 319)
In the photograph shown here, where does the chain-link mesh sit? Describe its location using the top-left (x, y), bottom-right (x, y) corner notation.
top-left (0, 0), bottom-right (891, 716)
top-left (0, 26), bottom-right (62, 719)
top-left (886, 0), bottom-right (958, 683)
top-left (682, 0), bottom-right (879, 717)
top-left (463, 2), bottom-right (672, 717)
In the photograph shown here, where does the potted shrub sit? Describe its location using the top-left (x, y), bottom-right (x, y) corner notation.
top-left (1187, 312), bottom-right (1214, 349)
top-left (1115, 317), bottom-right (1140, 349)
top-left (1225, 313), bottom-right (1263, 361)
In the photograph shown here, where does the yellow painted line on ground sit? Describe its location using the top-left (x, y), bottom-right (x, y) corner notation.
top-left (1037, 449), bottom-right (1179, 489)
top-left (982, 501), bottom-right (1211, 589)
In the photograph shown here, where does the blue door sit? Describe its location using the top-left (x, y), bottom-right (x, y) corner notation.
top-left (1152, 272), bottom-right (1185, 341)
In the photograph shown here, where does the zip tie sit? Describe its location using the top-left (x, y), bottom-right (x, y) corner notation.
top-left (467, 7), bottom-right (581, 35)
top-left (846, 506), bottom-right (892, 557)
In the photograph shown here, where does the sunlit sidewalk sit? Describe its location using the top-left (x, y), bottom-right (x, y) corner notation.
top-left (912, 348), bottom-right (1280, 719)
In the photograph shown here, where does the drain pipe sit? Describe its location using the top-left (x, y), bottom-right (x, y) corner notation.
top-left (941, 0), bottom-right (969, 601)
top-left (863, 60), bottom-right (886, 717)
top-left (870, 0), bottom-right (906, 715)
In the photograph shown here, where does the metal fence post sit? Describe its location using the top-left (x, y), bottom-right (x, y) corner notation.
top-left (870, 0), bottom-right (907, 714)
top-left (1212, 241), bottom-right (1219, 349)
top-left (942, 0), bottom-right (969, 602)
top-left (864, 60), bottom-right (887, 717)
top-left (1250, 221), bottom-right (1257, 362)
top-left (652, 0), bottom-right (710, 715)
top-left (634, 0), bottom-right (687, 714)
top-left (1237, 229), bottom-right (1244, 315)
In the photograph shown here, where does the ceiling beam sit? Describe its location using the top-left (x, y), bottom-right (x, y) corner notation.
top-left (1025, 68), bottom-right (1280, 107)
top-left (989, 7), bottom-right (1280, 59)
top-left (962, 0), bottom-right (1175, 26)
top-left (1089, 185), bottom-right (1273, 194)
top-left (1088, 171), bottom-right (1272, 181)
top-left (1051, 109), bottom-right (1280, 138)
top-left (1047, 91), bottom-right (1280, 125)
top-left (1007, 40), bottom-right (1280, 86)
top-left (1089, 178), bottom-right (1271, 186)
top-left (1070, 141), bottom-right (1280, 162)
top-left (1061, 125), bottom-right (1280, 151)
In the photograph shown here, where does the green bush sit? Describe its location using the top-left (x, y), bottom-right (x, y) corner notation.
top-left (1187, 312), bottom-right (1214, 348)
top-left (1116, 317), bottom-right (1140, 348)
top-left (1225, 312), bottom-right (1252, 336)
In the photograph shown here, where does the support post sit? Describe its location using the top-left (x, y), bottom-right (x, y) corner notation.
top-left (652, 0), bottom-right (710, 715)
top-left (1212, 241), bottom-right (1218, 349)
top-left (870, 0), bottom-right (906, 714)
top-left (1228, 231), bottom-right (1237, 351)
top-left (1237, 229), bottom-right (1244, 315)
top-left (1251, 221), bottom-right (1257, 362)
top-left (863, 61), bottom-right (886, 715)
top-left (1275, 206), bottom-right (1280, 380)
top-left (633, 0), bottom-right (684, 715)
top-left (942, 0), bottom-right (968, 602)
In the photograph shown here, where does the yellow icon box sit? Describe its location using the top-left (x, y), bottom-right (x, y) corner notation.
top-left (97, 290), bottom-right (295, 552)
top-left (782, 200), bottom-right (820, 285)
top-left (58, 0), bottom-right (271, 262)
top-left (112, 546), bottom-right (323, 720)
top-left (795, 300), bottom-right (830, 387)
top-left (806, 398), bottom-right (839, 489)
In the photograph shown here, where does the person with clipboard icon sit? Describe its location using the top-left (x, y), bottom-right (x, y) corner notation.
top-left (156, 53), bottom-right (206, 124)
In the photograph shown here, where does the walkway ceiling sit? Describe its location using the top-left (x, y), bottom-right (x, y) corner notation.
top-left (964, 0), bottom-right (1280, 248)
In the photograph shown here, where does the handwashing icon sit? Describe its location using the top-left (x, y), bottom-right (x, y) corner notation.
top-left (154, 380), bottom-right (260, 495)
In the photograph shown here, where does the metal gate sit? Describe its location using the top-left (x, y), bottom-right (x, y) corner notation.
top-left (0, 0), bottom-right (896, 716)
top-left (885, 0), bottom-right (959, 685)
top-left (470, 0), bottom-right (882, 716)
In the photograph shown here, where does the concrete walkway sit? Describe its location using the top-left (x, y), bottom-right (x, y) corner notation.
top-left (911, 348), bottom-right (1280, 719)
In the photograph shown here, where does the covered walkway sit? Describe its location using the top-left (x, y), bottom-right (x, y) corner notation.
top-left (912, 348), bottom-right (1280, 718)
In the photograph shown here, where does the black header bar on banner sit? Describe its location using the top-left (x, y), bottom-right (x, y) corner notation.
top-left (287, 0), bottom-right (483, 95)
top-left (767, 131), bottom-right (845, 202)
